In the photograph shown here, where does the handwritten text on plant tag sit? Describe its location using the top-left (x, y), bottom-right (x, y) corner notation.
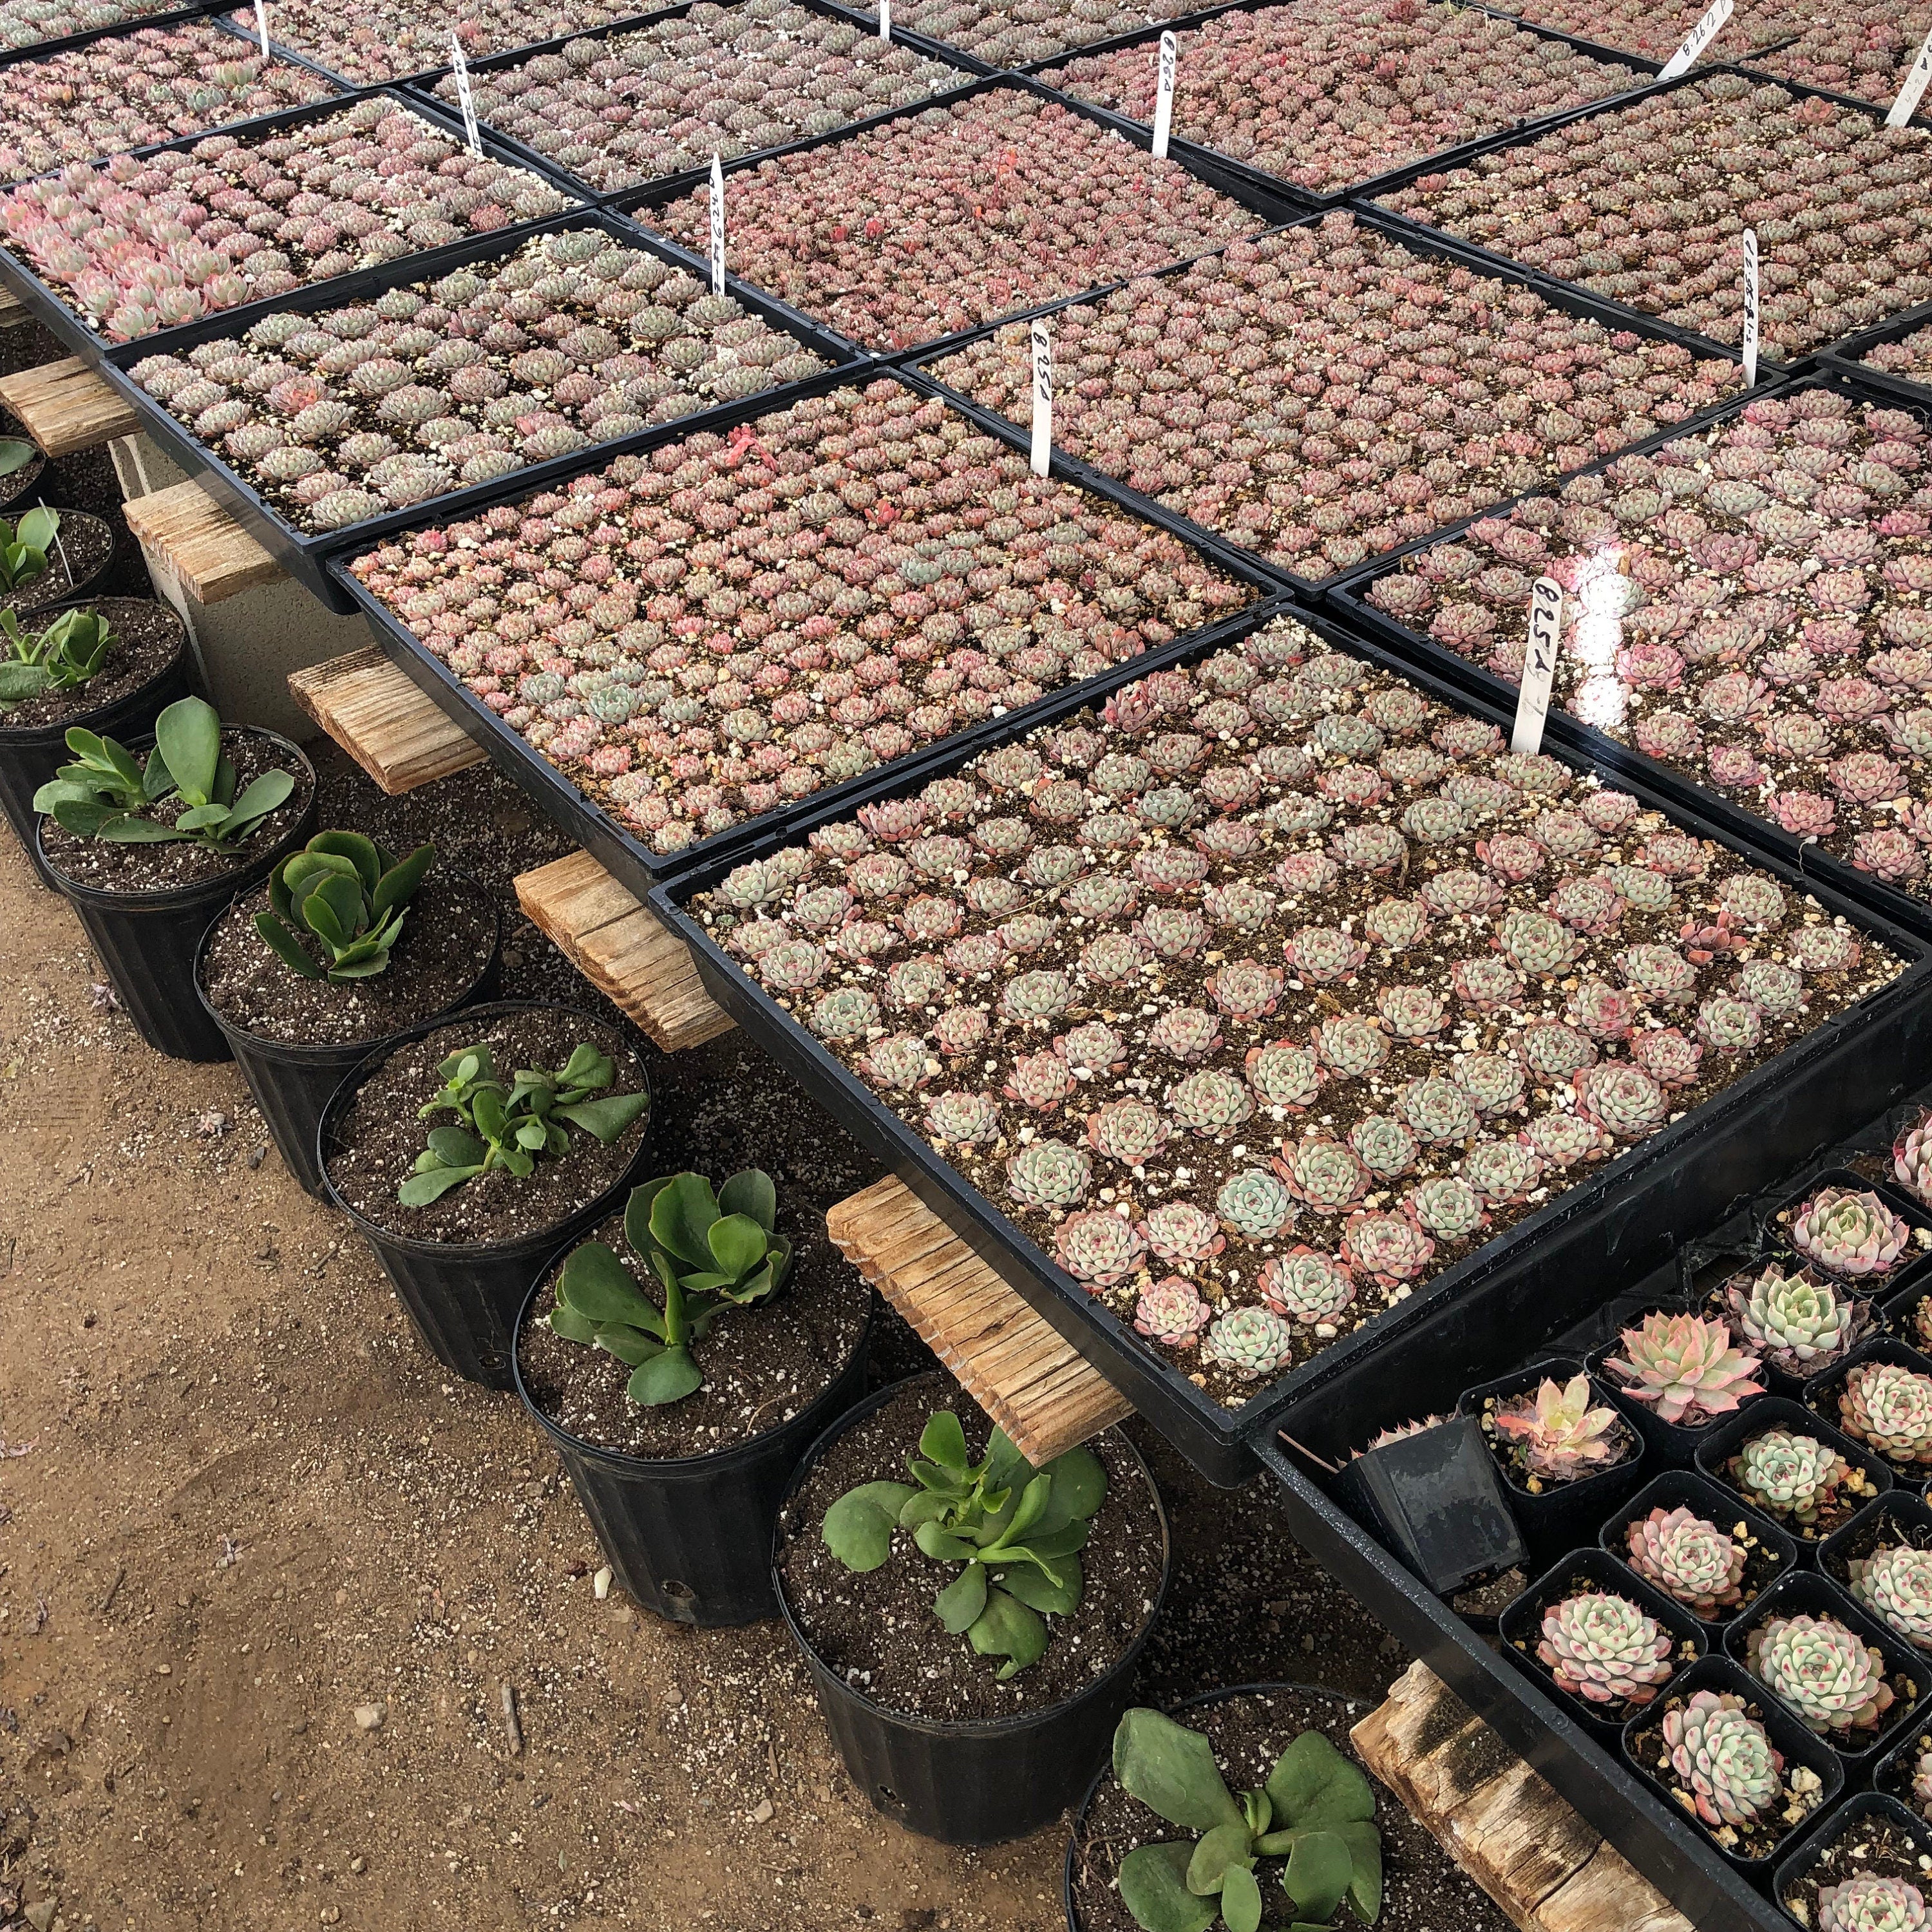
top-left (449, 33), bottom-right (482, 155)
top-left (709, 153), bottom-right (726, 298)
top-left (1151, 31), bottom-right (1177, 160)
top-left (1891, 21), bottom-right (1932, 125)
top-left (1741, 227), bottom-right (1759, 387)
top-left (1658, 0), bottom-right (1732, 79)
top-left (254, 0), bottom-right (270, 59)
top-left (1030, 320), bottom-right (1052, 478)
top-left (1511, 576), bottom-right (1564, 756)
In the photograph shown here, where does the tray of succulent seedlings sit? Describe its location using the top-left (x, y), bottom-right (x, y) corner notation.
top-left (1477, 0), bottom-right (1806, 69)
top-left (1823, 299), bottom-right (1932, 412)
top-left (0, 8), bottom-right (342, 185)
top-left (1367, 68), bottom-right (1932, 365)
top-left (317, 998), bottom-right (654, 1387)
top-left (513, 1161), bottom-right (874, 1627)
top-left (99, 208), bottom-right (859, 610)
top-left (652, 596), bottom-right (1932, 1485)
top-left (815, 0), bottom-right (1225, 75)
top-left (411, 0), bottom-right (978, 204)
top-left (0, 90), bottom-right (582, 359)
top-left (1334, 368), bottom-right (1932, 947)
top-left (619, 73), bottom-right (1304, 355)
top-left (1029, 0), bottom-right (1660, 211)
top-left (1738, 8), bottom-right (1932, 124)
top-left (0, 0), bottom-right (234, 60)
top-left (774, 1368), bottom-right (1170, 1844)
top-left (917, 202), bottom-right (1750, 594)
top-left (332, 363), bottom-right (1271, 889)
top-left (1776, 1791), bottom-right (1932, 1932)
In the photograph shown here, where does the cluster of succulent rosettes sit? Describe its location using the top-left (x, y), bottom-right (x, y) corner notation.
top-left (1625, 1504), bottom-right (1749, 1618)
top-left (1365, 388), bottom-right (1932, 907)
top-left (350, 381), bottom-right (1249, 855)
top-left (1817, 1875), bottom-right (1931, 1932)
top-left (849, 0), bottom-right (1189, 68)
top-left (1850, 1542), bottom-right (1932, 1652)
top-left (0, 100), bottom-right (569, 344)
top-left (1727, 1264), bottom-right (1873, 1379)
top-left (1535, 1587), bottom-right (1676, 1705)
top-left (1728, 1425), bottom-right (1871, 1532)
top-left (929, 211), bottom-right (1736, 582)
top-left (0, 22), bottom-right (332, 181)
top-left (1754, 3), bottom-right (1932, 116)
top-left (1604, 1310), bottom-right (1766, 1427)
top-left (1747, 1611), bottom-right (1896, 1736)
top-left (1790, 1187), bottom-right (1913, 1278)
top-left (1897, 1110), bottom-right (1932, 1206)
top-left (1485, 0), bottom-right (1807, 64)
top-left (1660, 1687), bottom-right (1789, 1831)
top-left (130, 232), bottom-right (828, 535)
top-left (433, 5), bottom-right (957, 196)
top-left (1488, 1371), bottom-right (1631, 1486)
top-left (1043, 0), bottom-right (1640, 197)
top-left (1866, 319), bottom-right (1932, 386)
top-left (649, 90), bottom-right (1264, 353)
top-left (1379, 76), bottom-right (1932, 356)
top-left (1838, 1359), bottom-right (1932, 1468)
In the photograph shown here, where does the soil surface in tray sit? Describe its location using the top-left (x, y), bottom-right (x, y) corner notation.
top-left (198, 873), bottom-right (495, 1048)
top-left (518, 1206), bottom-right (870, 1461)
top-left (0, 596), bottom-right (183, 734)
top-left (322, 1006), bottom-right (649, 1244)
top-left (777, 1372), bottom-right (1166, 1723)
top-left (1782, 1814), bottom-right (1932, 1924)
top-left (1068, 1685), bottom-right (1509, 1932)
top-left (39, 728), bottom-right (312, 892)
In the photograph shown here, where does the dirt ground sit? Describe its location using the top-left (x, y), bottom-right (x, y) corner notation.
top-left (0, 319), bottom-right (1511, 1932)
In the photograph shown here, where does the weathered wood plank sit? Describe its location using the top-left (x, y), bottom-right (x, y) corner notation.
top-left (288, 647), bottom-right (484, 795)
top-left (122, 478), bottom-right (281, 605)
top-left (826, 1175), bottom-right (1133, 1464)
top-left (514, 850), bottom-right (735, 1052)
top-left (0, 355), bottom-right (139, 456)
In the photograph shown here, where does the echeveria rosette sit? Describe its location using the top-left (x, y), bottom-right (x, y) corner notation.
top-left (1838, 1361), bottom-right (1932, 1470)
top-left (1816, 1875), bottom-right (1930, 1932)
top-left (1745, 1611), bottom-right (1895, 1736)
top-left (1489, 1372), bottom-right (1631, 1484)
top-left (1896, 1110), bottom-right (1932, 1207)
top-left (1603, 1311), bottom-right (1765, 1427)
top-left (1849, 1544), bottom-right (1932, 1653)
top-left (1658, 1688), bottom-right (1787, 1832)
top-left (1624, 1505), bottom-right (1748, 1618)
top-left (1535, 1589), bottom-right (1675, 1706)
top-left (1727, 1426), bottom-right (1860, 1532)
top-left (1725, 1264), bottom-right (1871, 1379)
top-left (1790, 1188), bottom-right (1911, 1279)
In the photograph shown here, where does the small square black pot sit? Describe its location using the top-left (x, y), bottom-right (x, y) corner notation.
top-left (1874, 1701), bottom-right (1932, 1826)
top-left (1723, 1570), bottom-right (1932, 1774)
top-left (1763, 1168), bottom-right (1932, 1292)
top-left (1621, 1654), bottom-right (1844, 1875)
top-left (1587, 1312), bottom-right (1772, 1468)
top-left (1694, 1397), bottom-right (1895, 1546)
top-left (1457, 1358), bottom-right (1646, 1570)
top-left (1884, 1269), bottom-right (1932, 1361)
top-left (1819, 1492), bottom-right (1932, 1663)
top-left (1497, 1548), bottom-right (1706, 1742)
top-left (1329, 1412), bottom-right (1526, 1597)
top-left (1805, 1338), bottom-right (1932, 1495)
top-left (1600, 1470), bottom-right (1800, 1632)
top-left (1775, 1792), bottom-right (1932, 1927)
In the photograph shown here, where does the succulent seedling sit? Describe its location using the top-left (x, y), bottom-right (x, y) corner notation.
top-left (0, 503), bottom-right (58, 596)
top-left (256, 830), bottom-right (434, 981)
top-left (0, 605), bottom-right (113, 705)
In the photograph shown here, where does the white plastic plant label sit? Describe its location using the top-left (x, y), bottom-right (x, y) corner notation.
top-left (709, 153), bottom-right (726, 297)
top-left (1741, 226), bottom-right (1759, 388)
top-left (449, 33), bottom-right (482, 156)
top-left (1890, 21), bottom-right (1932, 125)
top-left (1658, 0), bottom-right (1733, 80)
top-left (1511, 576), bottom-right (1564, 755)
top-left (254, 0), bottom-right (269, 59)
top-left (1030, 319), bottom-right (1052, 478)
top-left (1151, 31), bottom-right (1177, 160)
top-left (878, 0), bottom-right (890, 40)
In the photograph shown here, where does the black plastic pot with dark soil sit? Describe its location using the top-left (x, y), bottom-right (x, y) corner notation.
top-left (514, 1245), bottom-right (875, 1627)
top-left (1600, 1470), bottom-right (1800, 1633)
top-left (1804, 1336), bottom-right (1932, 1497)
top-left (1776, 1792), bottom-right (1932, 1931)
top-left (773, 1374), bottom-right (1171, 1847)
top-left (318, 1001), bottom-right (655, 1390)
top-left (1818, 1492), bottom-right (1932, 1660)
top-left (7, 507), bottom-right (115, 614)
top-left (0, 597), bottom-right (192, 889)
top-left (36, 725), bottom-right (317, 1061)
top-left (193, 869), bottom-right (501, 1197)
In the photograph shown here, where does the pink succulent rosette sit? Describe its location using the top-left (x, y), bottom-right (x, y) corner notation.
top-left (1750, 4), bottom-right (1932, 115)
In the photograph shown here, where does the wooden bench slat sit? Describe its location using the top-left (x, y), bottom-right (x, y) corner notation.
top-left (0, 355), bottom-right (140, 457)
top-left (289, 646), bottom-right (484, 795)
top-left (123, 477), bottom-right (281, 605)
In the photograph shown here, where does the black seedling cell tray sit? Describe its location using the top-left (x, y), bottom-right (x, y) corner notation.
top-left (327, 358), bottom-right (1281, 894)
top-left (90, 205), bottom-right (865, 611)
top-left (1819, 295), bottom-right (1932, 410)
top-left (0, 0), bottom-right (239, 66)
top-left (609, 70), bottom-right (1306, 362)
top-left (648, 590), bottom-right (1932, 1487)
top-left (1327, 362), bottom-right (1932, 944)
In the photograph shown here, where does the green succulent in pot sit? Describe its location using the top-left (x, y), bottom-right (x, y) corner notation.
top-left (0, 502), bottom-right (57, 598)
top-left (0, 605), bottom-right (113, 705)
top-left (549, 1168), bottom-right (791, 1406)
top-left (256, 830), bottom-right (435, 981)
top-left (1109, 1707), bottom-right (1384, 1932)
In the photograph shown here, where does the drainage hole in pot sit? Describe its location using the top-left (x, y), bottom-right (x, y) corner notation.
top-left (661, 1580), bottom-right (696, 1605)
top-left (877, 1786), bottom-right (902, 1809)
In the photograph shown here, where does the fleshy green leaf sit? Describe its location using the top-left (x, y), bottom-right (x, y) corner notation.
top-left (593, 1323), bottom-right (662, 1367)
top-left (1117, 1844), bottom-right (1215, 1932)
top-left (0, 439), bottom-right (38, 478)
top-left (560, 1242), bottom-right (661, 1330)
top-left (821, 1481), bottom-right (917, 1571)
top-left (717, 1168), bottom-right (776, 1231)
top-left (1220, 1862), bottom-right (1264, 1932)
top-left (153, 696), bottom-right (220, 806)
top-left (255, 912), bottom-right (325, 978)
top-left (308, 829), bottom-right (383, 891)
top-left (967, 1587), bottom-right (1048, 1680)
top-left (1266, 1734), bottom-right (1376, 1833)
top-left (372, 840), bottom-right (435, 914)
top-left (984, 1430), bottom-right (1032, 1497)
top-left (919, 1411), bottom-right (970, 1471)
top-left (996, 1554), bottom-right (1079, 1616)
top-left (15, 503), bottom-right (58, 555)
top-left (0, 661), bottom-right (48, 700)
top-left (426, 1125), bottom-right (486, 1166)
top-left (548, 1302), bottom-right (600, 1345)
top-left (649, 1171), bottom-right (720, 1265)
top-left (913, 1520), bottom-right (976, 1563)
top-left (1187, 1822), bottom-right (1255, 1898)
top-left (1283, 1832), bottom-right (1354, 1923)
top-left (94, 815), bottom-right (179, 842)
top-left (1113, 1710), bottom-right (1245, 1834)
top-left (706, 1212), bottom-right (768, 1282)
top-left (625, 1177), bottom-right (673, 1257)
top-left (224, 768), bottom-right (296, 837)
top-left (555, 1089), bottom-right (650, 1143)
top-left (627, 1346), bottom-right (703, 1406)
top-left (1037, 1444), bottom-right (1106, 1529)
top-left (1330, 1820), bottom-right (1381, 1926)
top-left (398, 1164), bottom-right (480, 1205)
top-left (557, 1041), bottom-right (613, 1090)
top-left (933, 1562), bottom-right (988, 1635)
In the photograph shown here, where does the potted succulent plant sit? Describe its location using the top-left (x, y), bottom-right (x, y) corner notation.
top-left (1601, 1471), bottom-right (1799, 1631)
top-left (513, 1166), bottom-right (872, 1625)
top-left (1821, 1494), bottom-right (1932, 1659)
top-left (0, 503), bottom-right (114, 614)
top-left (774, 1370), bottom-right (1170, 1844)
top-left (1712, 1260), bottom-right (1876, 1397)
top-left (32, 693), bottom-right (314, 1059)
top-left (1590, 1309), bottom-right (1768, 1464)
top-left (1696, 1397), bottom-right (1893, 1545)
top-left (319, 1001), bottom-right (652, 1388)
top-left (1806, 1341), bottom-right (1932, 1492)
top-left (0, 596), bottom-right (192, 888)
top-left (1776, 1793), bottom-right (1932, 1932)
top-left (194, 829), bottom-right (500, 1195)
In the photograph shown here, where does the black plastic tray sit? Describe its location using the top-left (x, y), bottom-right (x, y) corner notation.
top-left (91, 205), bottom-right (866, 611)
top-left (647, 591), bottom-right (1932, 1487)
top-left (1325, 361), bottom-right (1932, 943)
top-left (1819, 294), bottom-right (1932, 410)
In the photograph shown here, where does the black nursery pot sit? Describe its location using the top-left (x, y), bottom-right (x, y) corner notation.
top-left (1806, 1336), bottom-right (1932, 1495)
top-left (514, 1271), bottom-right (875, 1627)
top-left (1586, 1318), bottom-right (1770, 1468)
top-left (1776, 1792), bottom-right (1932, 1927)
top-left (1598, 1470), bottom-right (1800, 1632)
top-left (774, 1376), bottom-right (1172, 1848)
top-left (1819, 1492), bottom-right (1932, 1651)
top-left (317, 1001), bottom-right (653, 1390)
top-left (0, 598), bottom-right (191, 890)
top-left (1457, 1357), bottom-right (1646, 1568)
top-left (1694, 1396), bottom-right (1895, 1544)
top-left (36, 727), bottom-right (317, 1061)
top-left (7, 509), bottom-right (115, 614)
top-left (192, 873), bottom-right (502, 1197)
